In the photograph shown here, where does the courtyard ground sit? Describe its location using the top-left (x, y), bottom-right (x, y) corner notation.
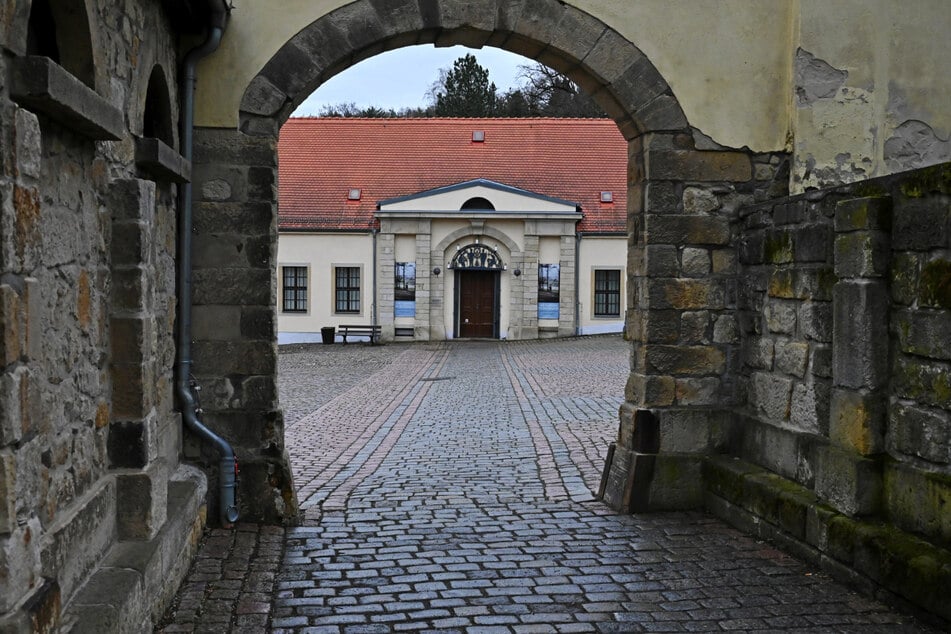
top-left (158, 336), bottom-right (937, 633)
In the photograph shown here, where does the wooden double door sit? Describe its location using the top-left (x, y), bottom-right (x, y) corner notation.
top-left (456, 270), bottom-right (499, 338)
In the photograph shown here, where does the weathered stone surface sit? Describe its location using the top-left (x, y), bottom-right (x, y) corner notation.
top-left (712, 314), bottom-right (738, 344)
top-left (775, 340), bottom-right (809, 377)
top-left (646, 345), bottom-right (725, 376)
top-left (681, 247), bottom-right (710, 276)
top-left (832, 281), bottom-right (889, 390)
top-left (647, 149), bottom-right (752, 182)
top-left (240, 74), bottom-right (288, 117)
top-left (679, 310), bottom-right (709, 343)
top-left (625, 373), bottom-right (675, 407)
top-left (764, 301), bottom-right (797, 334)
top-left (645, 215), bottom-right (731, 246)
top-left (892, 199), bottom-right (948, 251)
top-left (790, 379), bottom-right (830, 435)
top-left (835, 196), bottom-right (892, 232)
top-left (743, 337), bottom-right (774, 370)
top-left (892, 354), bottom-right (951, 410)
top-left (799, 300), bottom-right (832, 342)
top-left (767, 268), bottom-right (837, 301)
top-left (749, 372), bottom-right (792, 422)
top-left (918, 258), bottom-right (951, 310)
top-left (834, 231), bottom-right (890, 278)
top-left (829, 389), bottom-right (885, 455)
top-left (883, 461), bottom-right (951, 546)
top-left (674, 377), bottom-right (721, 406)
top-left (0, 454), bottom-right (14, 535)
top-left (815, 445), bottom-right (882, 517)
top-left (14, 108), bottom-right (41, 180)
top-left (889, 401), bottom-right (951, 465)
top-left (893, 308), bottom-right (951, 360)
top-left (9, 56), bottom-right (123, 140)
top-left (683, 187), bottom-right (720, 214)
top-left (116, 461), bottom-right (169, 540)
top-left (647, 278), bottom-right (725, 310)
top-left (0, 519), bottom-right (42, 612)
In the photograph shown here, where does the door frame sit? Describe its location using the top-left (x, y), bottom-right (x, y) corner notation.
top-left (453, 270), bottom-right (501, 339)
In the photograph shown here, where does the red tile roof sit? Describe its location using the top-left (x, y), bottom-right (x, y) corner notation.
top-left (278, 117), bottom-right (627, 233)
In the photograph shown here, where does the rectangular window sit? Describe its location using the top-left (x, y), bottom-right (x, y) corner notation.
top-left (281, 266), bottom-right (308, 313)
top-left (394, 262), bottom-right (416, 300)
top-left (394, 262), bottom-right (416, 318)
top-left (538, 263), bottom-right (560, 319)
top-left (334, 266), bottom-right (360, 314)
top-left (594, 269), bottom-right (621, 317)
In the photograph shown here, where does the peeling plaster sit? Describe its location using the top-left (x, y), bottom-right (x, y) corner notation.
top-left (795, 48), bottom-right (848, 107)
top-left (884, 120), bottom-right (951, 172)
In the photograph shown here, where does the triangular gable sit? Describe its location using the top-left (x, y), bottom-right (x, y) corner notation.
top-left (378, 178), bottom-right (578, 213)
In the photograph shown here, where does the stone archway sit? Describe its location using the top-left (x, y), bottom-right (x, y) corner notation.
top-left (189, 0), bottom-right (776, 523)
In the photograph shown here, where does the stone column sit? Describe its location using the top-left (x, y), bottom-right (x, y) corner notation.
top-left (815, 196), bottom-right (891, 516)
top-left (190, 128), bottom-right (298, 524)
top-left (602, 132), bottom-right (751, 511)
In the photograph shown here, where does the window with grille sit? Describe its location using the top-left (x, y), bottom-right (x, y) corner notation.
top-left (281, 266), bottom-right (307, 313)
top-left (335, 266), bottom-right (360, 314)
top-left (594, 269), bottom-right (621, 317)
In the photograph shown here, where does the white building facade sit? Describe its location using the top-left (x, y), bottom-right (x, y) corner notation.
top-left (277, 119), bottom-right (628, 343)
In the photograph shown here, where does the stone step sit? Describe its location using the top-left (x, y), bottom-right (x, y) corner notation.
top-left (59, 467), bottom-right (206, 633)
top-left (703, 454), bottom-right (951, 625)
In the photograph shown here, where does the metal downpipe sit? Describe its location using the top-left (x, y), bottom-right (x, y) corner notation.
top-left (176, 6), bottom-right (238, 527)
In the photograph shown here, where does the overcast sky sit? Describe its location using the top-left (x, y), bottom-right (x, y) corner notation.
top-left (293, 45), bottom-right (531, 116)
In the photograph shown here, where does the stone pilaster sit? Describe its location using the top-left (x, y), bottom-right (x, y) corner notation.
top-left (558, 235), bottom-right (577, 337)
top-left (415, 232), bottom-right (432, 340)
top-left (191, 128), bottom-right (298, 524)
top-left (816, 196), bottom-right (892, 517)
top-left (519, 235), bottom-right (540, 340)
top-left (377, 232), bottom-right (395, 340)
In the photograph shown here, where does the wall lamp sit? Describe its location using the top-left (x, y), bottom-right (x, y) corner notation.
top-left (432, 267), bottom-right (441, 277)
top-left (513, 268), bottom-right (521, 277)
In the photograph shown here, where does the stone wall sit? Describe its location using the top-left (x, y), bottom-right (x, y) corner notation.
top-left (190, 128), bottom-right (298, 525)
top-left (0, 1), bottom-right (209, 630)
top-left (708, 163), bottom-right (951, 620)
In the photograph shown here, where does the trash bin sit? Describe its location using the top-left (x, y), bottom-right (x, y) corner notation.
top-left (321, 326), bottom-right (335, 344)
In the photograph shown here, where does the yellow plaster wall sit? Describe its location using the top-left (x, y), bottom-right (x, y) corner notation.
top-left (198, 1), bottom-right (951, 187)
top-left (791, 0), bottom-right (951, 191)
top-left (195, 0), bottom-right (794, 151)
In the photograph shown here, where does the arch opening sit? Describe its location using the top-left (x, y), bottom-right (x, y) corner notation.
top-left (191, 0), bottom-right (783, 524)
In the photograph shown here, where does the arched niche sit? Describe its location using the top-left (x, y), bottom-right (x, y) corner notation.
top-left (26, 0), bottom-right (96, 89)
top-left (143, 65), bottom-right (175, 147)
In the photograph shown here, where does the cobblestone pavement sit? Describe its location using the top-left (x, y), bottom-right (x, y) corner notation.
top-left (159, 336), bottom-right (937, 633)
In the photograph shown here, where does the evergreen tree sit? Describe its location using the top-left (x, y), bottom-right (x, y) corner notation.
top-left (433, 54), bottom-right (500, 117)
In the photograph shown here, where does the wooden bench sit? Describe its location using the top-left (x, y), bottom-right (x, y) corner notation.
top-left (337, 324), bottom-right (382, 345)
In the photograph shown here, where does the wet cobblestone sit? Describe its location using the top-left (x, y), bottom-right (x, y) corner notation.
top-left (159, 336), bottom-right (938, 633)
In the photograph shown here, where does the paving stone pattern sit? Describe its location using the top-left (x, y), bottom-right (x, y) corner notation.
top-left (160, 336), bottom-right (935, 633)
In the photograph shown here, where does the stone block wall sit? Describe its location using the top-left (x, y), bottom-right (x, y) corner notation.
top-left (734, 188), bottom-right (839, 483)
top-left (732, 164), bottom-right (951, 545)
top-left (191, 128), bottom-right (298, 524)
top-left (0, 1), bottom-right (210, 629)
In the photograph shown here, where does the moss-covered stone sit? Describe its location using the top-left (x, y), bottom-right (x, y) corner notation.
top-left (892, 354), bottom-right (951, 409)
top-left (897, 163), bottom-right (951, 199)
top-left (764, 230), bottom-right (794, 264)
top-left (889, 252), bottom-right (920, 305)
top-left (919, 259), bottom-right (951, 310)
